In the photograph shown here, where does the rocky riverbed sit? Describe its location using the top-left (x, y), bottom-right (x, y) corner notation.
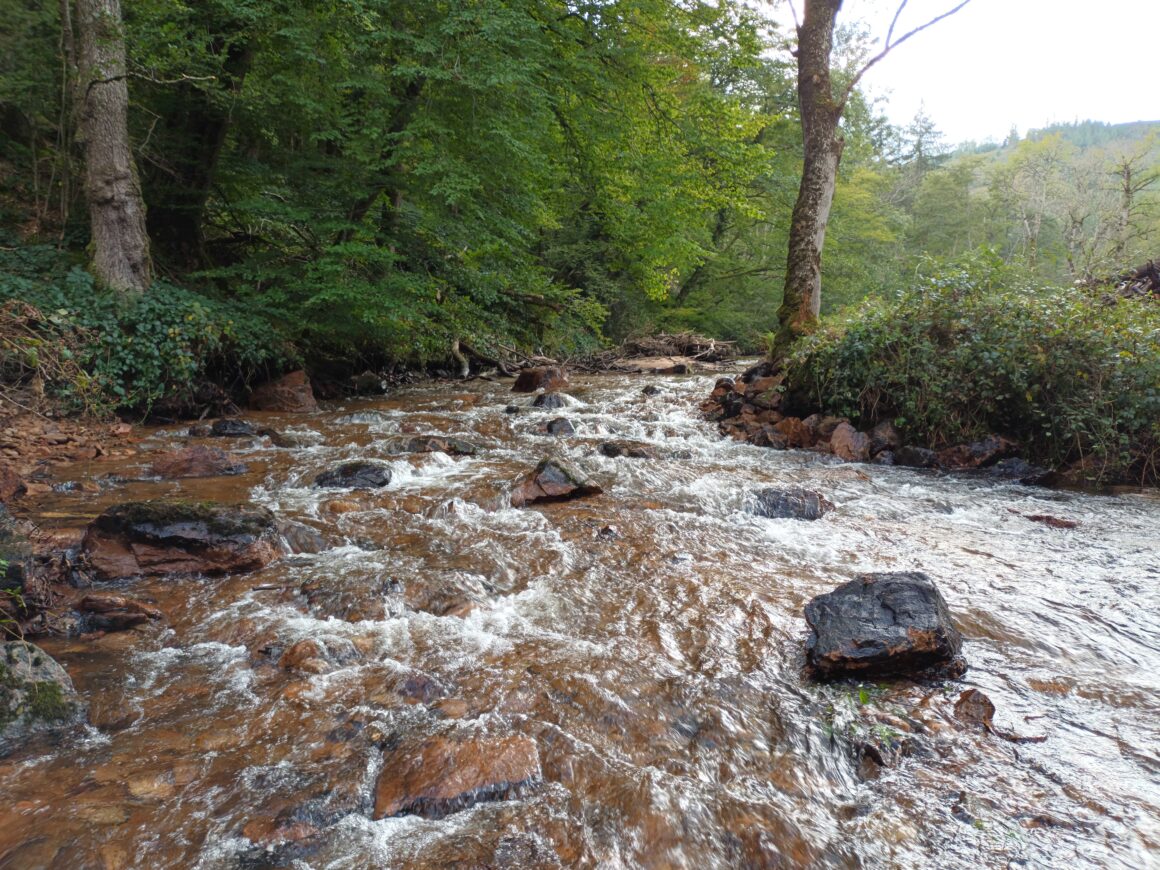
top-left (0, 367), bottom-right (1157, 868)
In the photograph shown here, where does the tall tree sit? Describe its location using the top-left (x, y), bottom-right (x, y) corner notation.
top-left (771, 0), bottom-right (971, 355)
top-left (73, 0), bottom-right (151, 292)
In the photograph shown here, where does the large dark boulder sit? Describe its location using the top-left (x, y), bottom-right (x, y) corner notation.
top-left (543, 418), bottom-right (575, 436)
top-left (532, 392), bottom-right (569, 410)
top-left (747, 487), bottom-right (834, 521)
top-left (804, 572), bottom-right (966, 680)
top-left (512, 367), bottom-right (568, 394)
top-left (511, 459), bottom-right (602, 507)
top-left (313, 461), bottom-right (392, 489)
top-left (82, 501), bottom-right (282, 579)
top-left (1, 641), bottom-right (86, 756)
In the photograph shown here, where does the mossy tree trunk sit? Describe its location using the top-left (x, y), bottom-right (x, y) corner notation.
top-left (74, 0), bottom-right (152, 293)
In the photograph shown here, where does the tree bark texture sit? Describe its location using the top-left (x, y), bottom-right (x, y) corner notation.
top-left (75, 0), bottom-right (152, 292)
top-left (773, 0), bottom-right (844, 354)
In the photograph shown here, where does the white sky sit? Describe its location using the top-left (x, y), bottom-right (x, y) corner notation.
top-left (776, 0), bottom-right (1160, 145)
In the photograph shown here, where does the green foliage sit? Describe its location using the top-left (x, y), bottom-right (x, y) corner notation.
top-left (0, 243), bottom-right (289, 412)
top-left (785, 252), bottom-right (1160, 482)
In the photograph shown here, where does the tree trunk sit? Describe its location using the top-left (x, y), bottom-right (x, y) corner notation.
top-left (772, 0), bottom-right (843, 356)
top-left (74, 0), bottom-right (151, 292)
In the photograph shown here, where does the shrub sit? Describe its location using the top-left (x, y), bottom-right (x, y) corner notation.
top-left (784, 253), bottom-right (1160, 483)
top-left (0, 243), bottom-right (291, 413)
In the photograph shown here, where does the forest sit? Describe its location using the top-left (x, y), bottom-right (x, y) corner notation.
top-left (1, 0), bottom-right (1158, 479)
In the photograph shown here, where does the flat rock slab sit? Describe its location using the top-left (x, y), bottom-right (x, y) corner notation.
top-left (83, 501), bottom-right (281, 579)
top-left (1, 642), bottom-right (85, 756)
top-left (804, 571), bottom-right (966, 680)
top-left (511, 459), bottom-right (602, 507)
top-left (373, 733), bottom-right (541, 819)
top-left (747, 487), bottom-right (834, 521)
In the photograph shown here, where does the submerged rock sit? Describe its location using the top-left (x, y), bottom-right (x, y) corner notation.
top-left (210, 418), bottom-right (257, 438)
top-left (532, 392), bottom-right (569, 410)
top-left (77, 594), bottom-right (165, 632)
top-left (313, 461), bottom-right (392, 489)
top-left (512, 366), bottom-right (568, 394)
top-left (373, 732), bottom-right (541, 819)
top-left (386, 436), bottom-right (478, 456)
top-left (598, 441), bottom-right (657, 459)
top-left (511, 459), bottom-right (603, 507)
top-left (747, 487), bottom-right (834, 521)
top-left (82, 501), bottom-right (282, 579)
top-left (804, 571), bottom-right (966, 680)
top-left (1, 641), bottom-right (86, 756)
top-left (149, 445), bottom-right (247, 478)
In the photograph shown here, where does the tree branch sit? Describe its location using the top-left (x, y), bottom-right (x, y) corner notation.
top-left (86, 72), bottom-right (217, 99)
top-left (838, 0), bottom-right (973, 112)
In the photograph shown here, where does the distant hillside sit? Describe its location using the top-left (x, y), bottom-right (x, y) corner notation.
top-left (954, 119), bottom-right (1160, 157)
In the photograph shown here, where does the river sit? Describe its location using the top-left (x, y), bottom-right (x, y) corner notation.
top-left (1, 369), bottom-right (1157, 869)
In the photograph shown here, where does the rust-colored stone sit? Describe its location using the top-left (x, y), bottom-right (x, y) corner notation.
top-left (829, 422), bottom-right (872, 462)
top-left (149, 445), bottom-right (247, 478)
top-left (249, 370), bottom-right (318, 412)
top-left (511, 459), bottom-right (602, 507)
top-left (373, 732), bottom-right (541, 819)
top-left (512, 367), bottom-right (568, 394)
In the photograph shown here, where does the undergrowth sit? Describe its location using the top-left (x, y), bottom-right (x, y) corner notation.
top-left (784, 253), bottom-right (1160, 484)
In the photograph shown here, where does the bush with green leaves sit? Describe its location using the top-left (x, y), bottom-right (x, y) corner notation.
top-left (0, 244), bottom-right (290, 413)
top-left (784, 253), bottom-right (1160, 483)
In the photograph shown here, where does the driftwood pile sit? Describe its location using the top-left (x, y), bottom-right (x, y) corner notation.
top-left (571, 332), bottom-right (736, 372)
top-left (1114, 260), bottom-right (1159, 299)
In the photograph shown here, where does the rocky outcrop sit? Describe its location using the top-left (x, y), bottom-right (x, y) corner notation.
top-left (804, 571), bottom-right (966, 680)
top-left (82, 501), bottom-right (282, 579)
top-left (249, 370), bottom-right (319, 413)
top-left (373, 732), bottom-right (541, 819)
top-left (511, 460), bottom-right (602, 507)
top-left (313, 461), bottom-right (392, 489)
top-left (149, 445), bottom-right (247, 478)
top-left (747, 487), bottom-right (834, 521)
top-left (1, 641), bottom-right (86, 756)
top-left (512, 367), bottom-right (568, 394)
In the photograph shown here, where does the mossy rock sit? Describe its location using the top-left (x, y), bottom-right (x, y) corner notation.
top-left (0, 641), bottom-right (85, 756)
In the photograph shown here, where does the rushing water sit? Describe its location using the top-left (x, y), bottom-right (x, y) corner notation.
top-left (2, 370), bottom-right (1158, 869)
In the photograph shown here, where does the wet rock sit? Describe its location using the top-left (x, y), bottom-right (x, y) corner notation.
top-left (0, 460), bottom-right (26, 504)
top-left (937, 435), bottom-right (1018, 470)
top-left (210, 418), bottom-right (257, 438)
top-left (82, 501), bottom-right (282, 579)
top-left (830, 422), bottom-right (872, 462)
top-left (373, 732), bottom-right (541, 819)
top-left (511, 459), bottom-right (603, 507)
top-left (869, 421), bottom-right (902, 456)
top-left (503, 405), bottom-right (521, 414)
top-left (77, 594), bottom-right (165, 632)
top-left (149, 445), bottom-right (247, 478)
top-left (1, 641), bottom-right (86, 756)
top-left (773, 417), bottom-right (814, 449)
top-left (387, 436), bottom-right (478, 456)
top-left (810, 415), bottom-right (847, 441)
top-left (512, 367), bottom-right (568, 394)
top-left (653, 363), bottom-right (690, 375)
top-left (544, 418), bottom-right (575, 436)
top-left (953, 688), bottom-right (995, 730)
top-left (350, 370), bottom-right (384, 394)
top-left (747, 487), bottom-right (834, 521)
top-left (313, 461), bottom-right (392, 489)
top-left (598, 441), bottom-right (657, 459)
top-left (257, 427), bottom-right (317, 449)
top-left (532, 392), bottom-right (569, 410)
top-left (804, 571), bottom-right (966, 680)
top-left (187, 423), bottom-right (212, 437)
top-left (641, 385), bottom-right (662, 397)
top-left (278, 520), bottom-right (328, 554)
top-left (894, 445), bottom-right (939, 468)
top-left (981, 457), bottom-right (1052, 485)
top-left (873, 450), bottom-right (895, 466)
top-left (249, 370), bottom-right (319, 413)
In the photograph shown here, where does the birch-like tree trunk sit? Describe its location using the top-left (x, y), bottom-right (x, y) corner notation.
top-left (74, 0), bottom-right (152, 293)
